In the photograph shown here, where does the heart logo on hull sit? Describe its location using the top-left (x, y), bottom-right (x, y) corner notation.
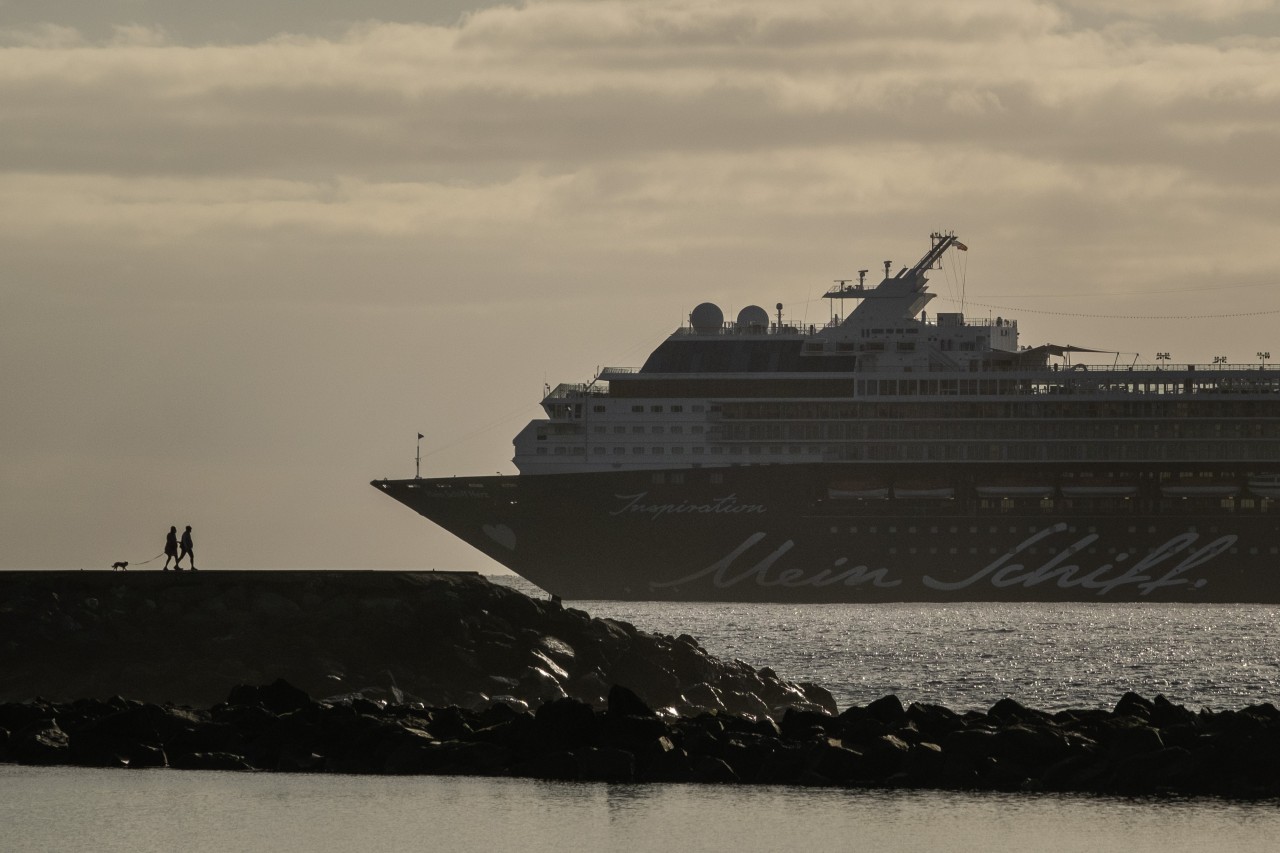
top-left (482, 524), bottom-right (517, 550)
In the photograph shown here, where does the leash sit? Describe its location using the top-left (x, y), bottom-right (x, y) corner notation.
top-left (130, 552), bottom-right (166, 566)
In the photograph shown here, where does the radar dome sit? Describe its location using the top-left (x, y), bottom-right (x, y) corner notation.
top-left (737, 305), bottom-right (770, 333)
top-left (690, 302), bottom-right (724, 335)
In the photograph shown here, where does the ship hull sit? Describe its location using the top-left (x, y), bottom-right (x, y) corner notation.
top-left (373, 464), bottom-right (1280, 603)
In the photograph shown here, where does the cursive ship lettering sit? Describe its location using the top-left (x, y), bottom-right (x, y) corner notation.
top-left (610, 492), bottom-right (767, 521)
top-left (650, 533), bottom-right (902, 590)
top-left (922, 525), bottom-right (1238, 595)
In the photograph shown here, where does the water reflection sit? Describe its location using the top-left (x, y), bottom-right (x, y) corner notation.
top-left (3, 766), bottom-right (1280, 853)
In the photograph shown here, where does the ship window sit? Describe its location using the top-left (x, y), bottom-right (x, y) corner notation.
top-left (651, 426), bottom-right (664, 434)
top-left (594, 426), bottom-right (606, 434)
top-left (673, 447), bottom-right (684, 454)
top-left (650, 406), bottom-right (664, 412)
top-left (632, 426), bottom-right (644, 434)
top-left (537, 448), bottom-right (547, 455)
top-left (692, 426), bottom-right (704, 434)
top-left (653, 447), bottom-right (664, 454)
top-left (632, 406), bottom-right (644, 413)
top-left (671, 405), bottom-right (683, 413)
top-left (614, 426), bottom-right (625, 434)
top-left (693, 405), bottom-right (705, 412)
top-left (671, 426), bottom-right (683, 434)
top-left (593, 405), bottom-right (606, 413)
top-left (613, 447), bottom-right (625, 455)
top-left (593, 447), bottom-right (605, 455)
top-left (632, 447), bottom-right (643, 454)
top-left (711, 447), bottom-right (724, 454)
top-left (693, 447), bottom-right (704, 454)
top-left (554, 447), bottom-right (566, 455)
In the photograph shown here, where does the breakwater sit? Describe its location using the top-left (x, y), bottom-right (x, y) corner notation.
top-left (0, 571), bottom-right (833, 714)
top-left (3, 571), bottom-right (1280, 797)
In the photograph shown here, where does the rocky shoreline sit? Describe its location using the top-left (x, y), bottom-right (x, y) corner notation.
top-left (3, 571), bottom-right (1280, 797)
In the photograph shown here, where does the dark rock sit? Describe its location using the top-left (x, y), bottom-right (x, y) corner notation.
top-left (797, 683), bottom-right (838, 716)
top-left (637, 736), bottom-right (692, 783)
top-left (690, 754), bottom-right (740, 784)
top-left (780, 707), bottom-right (833, 742)
top-left (680, 682), bottom-right (726, 714)
top-left (604, 712), bottom-right (670, 753)
top-left (1108, 724), bottom-right (1165, 760)
top-left (533, 698), bottom-right (598, 753)
top-left (989, 697), bottom-right (1054, 727)
top-left (1113, 691), bottom-right (1155, 720)
top-left (868, 732), bottom-right (913, 773)
top-left (609, 650), bottom-right (681, 709)
top-left (992, 724), bottom-right (1071, 770)
top-left (902, 742), bottom-right (944, 785)
top-left (753, 742), bottom-right (808, 785)
top-left (512, 749), bottom-right (579, 781)
top-left (866, 694), bottom-right (906, 724)
top-left (169, 751), bottom-right (252, 771)
top-left (577, 747), bottom-right (635, 783)
top-left (607, 684), bottom-right (656, 719)
top-left (11, 720), bottom-right (70, 765)
top-left (1151, 695), bottom-right (1196, 729)
top-left (808, 740), bottom-right (867, 784)
top-left (227, 679), bottom-right (308, 714)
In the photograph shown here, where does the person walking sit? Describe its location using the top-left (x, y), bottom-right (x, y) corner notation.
top-left (163, 526), bottom-right (179, 570)
top-left (177, 525), bottom-right (196, 571)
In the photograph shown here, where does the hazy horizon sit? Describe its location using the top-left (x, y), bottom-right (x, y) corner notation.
top-left (5, 0), bottom-right (1280, 571)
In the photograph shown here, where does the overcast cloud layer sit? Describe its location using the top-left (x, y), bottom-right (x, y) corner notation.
top-left (4, 0), bottom-right (1280, 570)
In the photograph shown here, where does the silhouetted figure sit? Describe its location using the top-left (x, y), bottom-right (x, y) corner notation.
top-left (177, 525), bottom-right (196, 570)
top-left (163, 526), bottom-right (179, 570)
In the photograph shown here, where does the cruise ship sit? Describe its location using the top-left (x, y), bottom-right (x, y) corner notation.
top-left (373, 233), bottom-right (1280, 602)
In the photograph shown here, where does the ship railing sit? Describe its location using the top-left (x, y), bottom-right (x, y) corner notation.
top-left (675, 323), bottom-right (805, 337)
top-left (543, 382), bottom-right (609, 399)
top-left (1062, 363), bottom-right (1280, 373)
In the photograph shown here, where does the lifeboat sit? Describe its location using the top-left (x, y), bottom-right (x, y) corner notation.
top-left (892, 481), bottom-right (956, 499)
top-left (975, 482), bottom-right (1054, 498)
top-left (1060, 483), bottom-right (1138, 498)
top-left (827, 480), bottom-right (889, 500)
top-left (1247, 476), bottom-right (1280, 499)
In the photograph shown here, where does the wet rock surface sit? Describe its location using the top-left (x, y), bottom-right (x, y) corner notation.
top-left (3, 572), bottom-right (1280, 797)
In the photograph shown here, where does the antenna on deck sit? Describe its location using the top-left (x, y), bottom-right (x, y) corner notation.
top-left (416, 432), bottom-right (423, 479)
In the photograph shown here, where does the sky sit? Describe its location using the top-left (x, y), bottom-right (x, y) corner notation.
top-left (4, 0), bottom-right (1280, 571)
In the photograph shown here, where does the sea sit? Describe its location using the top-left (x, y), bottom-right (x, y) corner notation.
top-left (4, 576), bottom-right (1280, 853)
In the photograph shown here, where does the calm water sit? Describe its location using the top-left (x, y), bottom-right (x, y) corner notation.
top-left (7, 578), bottom-right (1280, 851)
top-left (4, 765), bottom-right (1280, 853)
top-left (559, 596), bottom-right (1280, 713)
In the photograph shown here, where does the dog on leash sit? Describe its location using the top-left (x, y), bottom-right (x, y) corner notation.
top-left (112, 561), bottom-right (128, 571)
